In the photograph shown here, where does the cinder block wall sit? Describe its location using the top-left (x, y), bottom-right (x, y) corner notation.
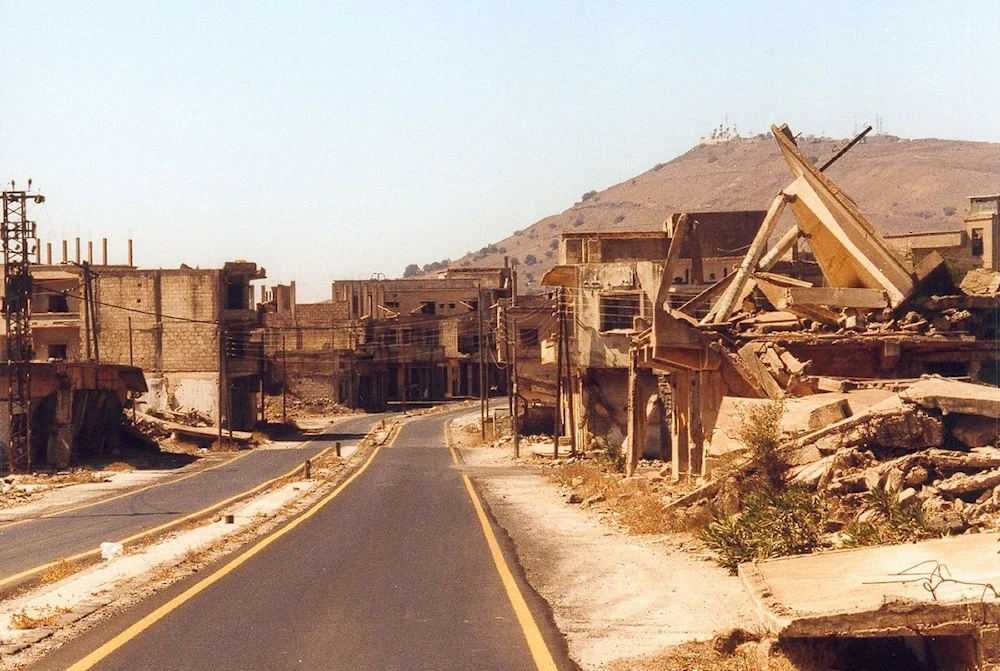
top-left (96, 269), bottom-right (221, 374)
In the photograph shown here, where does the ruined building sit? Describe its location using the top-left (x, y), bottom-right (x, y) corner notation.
top-left (539, 214), bottom-right (761, 455)
top-left (885, 194), bottom-right (1000, 273)
top-left (262, 267), bottom-right (512, 410)
top-left (631, 124), bottom-right (999, 480)
top-left (2, 245), bottom-right (267, 467)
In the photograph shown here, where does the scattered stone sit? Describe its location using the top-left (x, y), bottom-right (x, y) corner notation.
top-left (937, 469), bottom-right (1000, 497)
top-left (922, 498), bottom-right (967, 534)
top-left (903, 465), bottom-right (928, 488)
top-left (582, 493), bottom-right (606, 506)
top-left (896, 487), bottom-right (918, 506)
top-left (712, 627), bottom-right (757, 655)
top-left (567, 493), bottom-right (583, 504)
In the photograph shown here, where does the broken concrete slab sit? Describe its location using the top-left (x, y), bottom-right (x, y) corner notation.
top-left (899, 377), bottom-right (1000, 419)
top-left (936, 468), bottom-right (1000, 497)
top-left (788, 394), bottom-right (943, 458)
top-left (739, 531), bottom-right (1000, 640)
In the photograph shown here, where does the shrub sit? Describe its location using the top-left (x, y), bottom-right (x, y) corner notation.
top-left (943, 206), bottom-right (957, 216)
top-left (843, 487), bottom-right (934, 547)
top-left (613, 214), bottom-right (625, 224)
top-left (403, 264), bottom-right (421, 278)
top-left (736, 401), bottom-right (786, 491)
top-left (581, 190), bottom-right (598, 202)
top-left (549, 238), bottom-right (559, 250)
top-left (699, 486), bottom-right (826, 573)
top-left (524, 254), bottom-right (537, 266)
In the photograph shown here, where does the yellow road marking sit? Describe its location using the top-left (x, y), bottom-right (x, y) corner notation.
top-left (0, 446), bottom-right (331, 592)
top-left (66, 441), bottom-right (385, 671)
top-left (0, 451), bottom-right (252, 532)
top-left (447, 420), bottom-right (558, 671)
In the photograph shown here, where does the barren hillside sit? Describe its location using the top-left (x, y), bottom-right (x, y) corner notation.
top-left (430, 132), bottom-right (999, 292)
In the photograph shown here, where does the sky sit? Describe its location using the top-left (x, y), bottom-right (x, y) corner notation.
top-left (1, 1), bottom-right (997, 302)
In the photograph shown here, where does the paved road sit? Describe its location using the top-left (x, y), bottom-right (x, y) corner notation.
top-left (0, 414), bottom-right (387, 585)
top-left (34, 409), bottom-right (570, 670)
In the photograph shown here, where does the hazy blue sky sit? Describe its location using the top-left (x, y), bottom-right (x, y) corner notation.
top-left (1, 1), bottom-right (997, 301)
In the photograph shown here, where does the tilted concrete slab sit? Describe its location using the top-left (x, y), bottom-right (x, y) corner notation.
top-left (739, 532), bottom-right (1000, 639)
top-left (899, 377), bottom-right (1000, 419)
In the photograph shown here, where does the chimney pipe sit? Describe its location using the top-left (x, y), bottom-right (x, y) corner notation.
top-left (46, 242), bottom-right (52, 265)
top-left (102, 238), bottom-right (108, 265)
top-left (128, 239), bottom-right (133, 266)
top-left (87, 240), bottom-right (93, 264)
top-left (75, 237), bottom-right (81, 263)
top-left (62, 240), bottom-right (68, 264)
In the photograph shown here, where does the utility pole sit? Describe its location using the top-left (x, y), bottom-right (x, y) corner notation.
top-left (281, 333), bottom-right (288, 425)
top-left (478, 284), bottom-right (486, 439)
top-left (553, 290), bottom-right (563, 459)
top-left (510, 313), bottom-right (520, 458)
top-left (2, 187), bottom-right (41, 472)
top-left (80, 261), bottom-right (100, 363)
top-left (217, 325), bottom-right (225, 445)
top-left (561, 288), bottom-right (576, 457)
top-left (128, 317), bottom-right (136, 421)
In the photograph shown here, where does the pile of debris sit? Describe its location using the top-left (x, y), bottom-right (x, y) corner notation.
top-left (784, 376), bottom-right (999, 536)
top-left (264, 394), bottom-right (353, 422)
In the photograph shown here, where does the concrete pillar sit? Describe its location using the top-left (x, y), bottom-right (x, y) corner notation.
top-left (689, 373), bottom-right (705, 478)
top-left (46, 389), bottom-right (75, 468)
top-left (671, 371), bottom-right (690, 482)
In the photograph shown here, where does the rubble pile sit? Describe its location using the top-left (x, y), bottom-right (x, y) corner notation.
top-left (264, 394), bottom-right (353, 422)
top-left (782, 376), bottom-right (1000, 537)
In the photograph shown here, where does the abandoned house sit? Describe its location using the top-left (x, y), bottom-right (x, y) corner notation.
top-left (262, 266), bottom-right (512, 410)
top-left (884, 194), bottom-right (1000, 273)
top-left (0, 244), bottom-right (148, 468)
top-left (540, 215), bottom-right (761, 456)
top-left (92, 260), bottom-right (267, 431)
top-left (21, 245), bottom-right (267, 432)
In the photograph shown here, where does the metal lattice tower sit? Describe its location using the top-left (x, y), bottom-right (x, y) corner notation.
top-left (2, 188), bottom-right (41, 472)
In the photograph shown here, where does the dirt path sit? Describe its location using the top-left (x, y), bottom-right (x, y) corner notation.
top-left (452, 415), bottom-right (760, 670)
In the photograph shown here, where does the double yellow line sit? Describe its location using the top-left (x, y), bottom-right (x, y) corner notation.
top-left (65, 415), bottom-right (559, 671)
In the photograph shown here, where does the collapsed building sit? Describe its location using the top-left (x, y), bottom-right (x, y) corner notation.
top-left (538, 214), bottom-right (763, 454)
top-left (262, 267), bottom-right (511, 410)
top-left (626, 124), bottom-right (998, 480)
top-left (536, 125), bottom-right (1000, 666)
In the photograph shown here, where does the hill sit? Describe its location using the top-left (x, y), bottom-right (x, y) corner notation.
top-left (429, 131), bottom-right (999, 292)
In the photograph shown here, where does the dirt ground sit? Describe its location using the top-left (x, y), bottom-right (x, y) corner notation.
top-left (449, 413), bottom-right (766, 671)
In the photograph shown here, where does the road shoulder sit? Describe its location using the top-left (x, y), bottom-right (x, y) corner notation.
top-left (449, 412), bottom-right (759, 671)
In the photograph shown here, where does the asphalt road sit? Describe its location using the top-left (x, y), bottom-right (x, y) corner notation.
top-left (34, 409), bottom-right (571, 670)
top-left (0, 414), bottom-right (386, 584)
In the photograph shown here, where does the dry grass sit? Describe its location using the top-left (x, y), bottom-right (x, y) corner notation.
top-left (209, 439), bottom-right (240, 453)
top-left (103, 461), bottom-right (134, 472)
top-left (606, 640), bottom-right (797, 671)
top-left (20, 468), bottom-right (106, 486)
top-left (9, 605), bottom-right (71, 630)
top-left (552, 462), bottom-right (707, 535)
top-left (40, 559), bottom-right (78, 584)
